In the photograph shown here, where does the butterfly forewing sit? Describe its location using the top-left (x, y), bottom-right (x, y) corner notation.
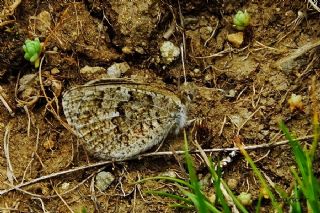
top-left (62, 79), bottom-right (186, 160)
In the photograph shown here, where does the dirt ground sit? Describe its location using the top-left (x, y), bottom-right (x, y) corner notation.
top-left (0, 0), bottom-right (319, 212)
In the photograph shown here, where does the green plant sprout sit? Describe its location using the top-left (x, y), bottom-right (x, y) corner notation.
top-left (23, 38), bottom-right (42, 68)
top-left (233, 10), bottom-right (251, 31)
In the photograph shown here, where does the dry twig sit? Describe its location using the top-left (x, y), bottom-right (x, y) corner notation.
top-left (4, 122), bottom-right (17, 184)
top-left (0, 86), bottom-right (15, 116)
top-left (308, 0), bottom-right (320, 12)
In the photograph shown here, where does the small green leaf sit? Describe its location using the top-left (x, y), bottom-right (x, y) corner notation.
top-left (30, 53), bottom-right (39, 63)
top-left (22, 38), bottom-right (42, 68)
top-left (233, 10), bottom-right (251, 31)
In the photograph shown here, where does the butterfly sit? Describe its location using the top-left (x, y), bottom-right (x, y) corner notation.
top-left (62, 78), bottom-right (187, 160)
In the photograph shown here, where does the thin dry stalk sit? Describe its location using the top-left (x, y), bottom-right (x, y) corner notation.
top-left (132, 184), bottom-right (137, 213)
top-left (178, 0), bottom-right (187, 84)
top-left (23, 105), bottom-right (31, 137)
top-left (163, 20), bottom-right (176, 39)
top-left (21, 127), bottom-right (40, 183)
top-left (31, 197), bottom-right (49, 213)
top-left (204, 20), bottom-right (219, 47)
top-left (218, 115), bottom-right (227, 136)
top-left (236, 106), bottom-right (262, 136)
top-left (90, 176), bottom-right (100, 210)
top-left (52, 181), bottom-right (75, 213)
top-left (0, 160), bottom-right (112, 196)
top-left (194, 45), bottom-right (249, 59)
top-left (308, 0), bottom-right (320, 12)
top-left (253, 150), bottom-right (271, 163)
top-left (274, 39), bottom-right (320, 72)
top-left (38, 55), bottom-right (76, 134)
top-left (4, 122), bottom-right (17, 184)
top-left (192, 138), bottom-right (239, 213)
top-left (0, 86), bottom-right (15, 116)
top-left (141, 134), bottom-right (314, 157)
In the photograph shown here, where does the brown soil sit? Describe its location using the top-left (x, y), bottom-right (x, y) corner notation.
top-left (0, 0), bottom-right (319, 212)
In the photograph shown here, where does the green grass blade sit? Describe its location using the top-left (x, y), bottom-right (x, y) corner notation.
top-left (169, 203), bottom-right (193, 209)
top-left (255, 192), bottom-right (263, 213)
top-left (236, 141), bottom-right (283, 213)
top-left (81, 207), bottom-right (87, 213)
top-left (274, 184), bottom-right (289, 201)
top-left (183, 130), bottom-right (208, 213)
top-left (279, 122), bottom-right (308, 179)
top-left (145, 190), bottom-right (193, 205)
top-left (310, 112), bottom-right (319, 160)
top-left (280, 121), bottom-right (320, 211)
top-left (207, 158), bottom-right (248, 213)
top-left (280, 121), bottom-right (320, 212)
top-left (290, 184), bottom-right (302, 213)
top-left (137, 176), bottom-right (193, 189)
top-left (214, 162), bottom-right (231, 213)
top-left (181, 189), bottom-right (221, 213)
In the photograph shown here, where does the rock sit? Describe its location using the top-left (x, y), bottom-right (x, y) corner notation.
top-left (226, 89), bottom-right (236, 98)
top-left (95, 171), bottom-right (115, 191)
top-left (237, 192), bottom-right (252, 206)
top-left (227, 32), bottom-right (244, 48)
top-left (51, 68), bottom-right (60, 75)
top-left (199, 26), bottom-right (213, 40)
top-left (193, 68), bottom-right (200, 73)
top-left (208, 193), bottom-right (216, 204)
top-left (158, 170), bottom-right (177, 178)
top-left (288, 94), bottom-right (303, 112)
top-left (61, 182), bottom-right (70, 190)
top-left (43, 138), bottom-right (55, 150)
top-left (31, 11), bottom-right (52, 36)
top-left (17, 74), bottom-right (40, 108)
top-left (107, 62), bottom-right (130, 78)
top-left (160, 41), bottom-right (180, 64)
top-left (227, 178), bottom-right (238, 190)
top-left (80, 65), bottom-right (108, 80)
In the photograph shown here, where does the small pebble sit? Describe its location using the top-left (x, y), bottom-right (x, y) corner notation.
top-left (33, 11), bottom-right (52, 35)
top-left (226, 89), bottom-right (236, 98)
top-left (159, 170), bottom-right (177, 178)
top-left (227, 32), bottom-right (244, 48)
top-left (122, 46), bottom-right (133, 54)
top-left (160, 41), bottom-right (180, 64)
top-left (107, 62), bottom-right (130, 78)
top-left (95, 171), bottom-right (115, 191)
top-left (43, 138), bottom-right (55, 150)
top-left (80, 66), bottom-right (107, 79)
top-left (193, 68), bottom-right (200, 73)
top-left (237, 192), bottom-right (252, 206)
top-left (51, 68), bottom-right (60, 75)
top-left (288, 94), bottom-right (303, 112)
top-left (208, 193), bottom-right (216, 204)
top-left (61, 182), bottom-right (70, 190)
top-left (227, 178), bottom-right (238, 190)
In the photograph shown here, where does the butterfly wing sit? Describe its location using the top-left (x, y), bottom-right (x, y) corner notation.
top-left (62, 79), bottom-right (186, 160)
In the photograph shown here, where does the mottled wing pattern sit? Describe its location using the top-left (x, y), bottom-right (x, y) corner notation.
top-left (62, 79), bottom-right (186, 160)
